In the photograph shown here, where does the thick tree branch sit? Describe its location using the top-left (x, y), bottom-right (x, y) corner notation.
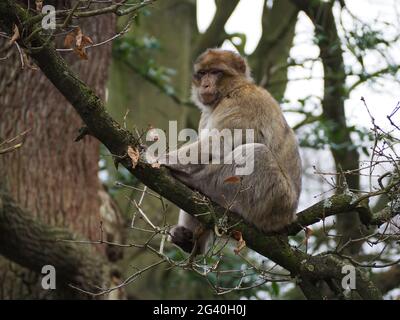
top-left (287, 193), bottom-right (399, 235)
top-left (192, 0), bottom-right (240, 58)
top-left (249, 0), bottom-right (299, 100)
top-left (372, 265), bottom-right (400, 294)
top-left (26, 0), bottom-right (156, 26)
top-left (0, 190), bottom-right (107, 297)
top-left (0, 0), bottom-right (383, 300)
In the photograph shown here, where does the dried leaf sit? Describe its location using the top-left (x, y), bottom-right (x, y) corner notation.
top-left (9, 24), bottom-right (20, 45)
top-left (234, 241), bottom-right (246, 254)
top-left (224, 176), bottom-right (241, 184)
top-left (231, 230), bottom-right (242, 241)
top-left (23, 52), bottom-right (38, 70)
top-left (64, 32), bottom-right (75, 48)
top-left (64, 28), bottom-right (93, 60)
top-left (75, 27), bottom-right (83, 47)
top-left (73, 47), bottom-right (88, 60)
top-left (82, 35), bottom-right (93, 46)
top-left (35, 0), bottom-right (43, 11)
top-left (231, 230), bottom-right (246, 254)
top-left (127, 146), bottom-right (140, 169)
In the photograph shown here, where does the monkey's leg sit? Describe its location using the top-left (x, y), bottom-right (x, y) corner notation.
top-left (169, 210), bottom-right (198, 253)
top-left (187, 143), bottom-right (295, 234)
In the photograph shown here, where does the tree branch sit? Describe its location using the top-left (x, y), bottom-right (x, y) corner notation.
top-left (249, 0), bottom-right (299, 100)
top-left (0, 190), bottom-right (107, 298)
top-left (192, 0), bottom-right (240, 58)
top-left (286, 193), bottom-right (399, 235)
top-left (372, 265), bottom-right (400, 294)
top-left (26, 0), bottom-right (156, 26)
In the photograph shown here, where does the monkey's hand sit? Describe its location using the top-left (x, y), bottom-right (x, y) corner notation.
top-left (145, 152), bottom-right (180, 171)
top-left (157, 151), bottom-right (205, 176)
top-left (157, 152), bottom-right (183, 172)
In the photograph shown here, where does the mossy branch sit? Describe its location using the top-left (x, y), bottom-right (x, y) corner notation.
top-left (0, 191), bottom-right (107, 298)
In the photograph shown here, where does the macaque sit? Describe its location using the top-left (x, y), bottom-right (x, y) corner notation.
top-left (160, 49), bottom-right (302, 254)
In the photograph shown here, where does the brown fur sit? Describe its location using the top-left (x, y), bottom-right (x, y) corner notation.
top-left (164, 49), bottom-right (302, 254)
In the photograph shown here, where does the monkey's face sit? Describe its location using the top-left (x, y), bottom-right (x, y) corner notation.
top-left (192, 49), bottom-right (251, 109)
top-left (193, 68), bottom-right (224, 107)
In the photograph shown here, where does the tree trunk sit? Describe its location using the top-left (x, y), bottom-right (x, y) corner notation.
top-left (250, 0), bottom-right (299, 101)
top-left (0, 4), bottom-right (115, 298)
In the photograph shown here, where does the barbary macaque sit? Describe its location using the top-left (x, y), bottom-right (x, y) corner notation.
top-left (160, 49), bottom-right (302, 254)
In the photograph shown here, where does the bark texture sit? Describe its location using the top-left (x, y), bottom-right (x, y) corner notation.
top-left (0, 1), bottom-right (115, 298)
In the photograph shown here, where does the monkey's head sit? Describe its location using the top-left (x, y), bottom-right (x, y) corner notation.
top-left (192, 49), bottom-right (251, 109)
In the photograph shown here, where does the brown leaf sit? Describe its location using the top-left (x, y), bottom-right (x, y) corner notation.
top-left (223, 176), bottom-right (241, 184)
top-left (75, 27), bottom-right (83, 48)
top-left (127, 146), bottom-right (140, 169)
top-left (73, 47), bottom-right (88, 60)
top-left (231, 230), bottom-right (242, 241)
top-left (35, 0), bottom-right (43, 11)
top-left (82, 35), bottom-right (93, 46)
top-left (231, 230), bottom-right (246, 254)
top-left (64, 32), bottom-right (75, 49)
top-left (23, 53), bottom-right (38, 70)
top-left (234, 240), bottom-right (246, 254)
top-left (9, 24), bottom-right (20, 45)
top-left (65, 28), bottom-right (93, 60)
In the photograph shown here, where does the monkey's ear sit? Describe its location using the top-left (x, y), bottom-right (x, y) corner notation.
top-left (235, 56), bottom-right (251, 80)
top-left (235, 58), bottom-right (247, 74)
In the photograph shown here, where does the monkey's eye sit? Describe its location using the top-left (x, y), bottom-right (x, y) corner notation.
top-left (210, 69), bottom-right (223, 76)
top-left (195, 70), bottom-right (206, 79)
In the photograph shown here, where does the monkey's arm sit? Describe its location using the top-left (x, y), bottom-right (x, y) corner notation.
top-left (158, 138), bottom-right (215, 174)
top-left (160, 96), bottom-right (268, 172)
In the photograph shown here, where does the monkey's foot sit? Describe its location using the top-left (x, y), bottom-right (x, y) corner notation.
top-left (231, 230), bottom-right (246, 254)
top-left (170, 226), bottom-right (195, 253)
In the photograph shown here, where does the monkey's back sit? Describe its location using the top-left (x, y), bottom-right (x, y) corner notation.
top-left (213, 83), bottom-right (301, 183)
top-left (205, 83), bottom-right (302, 231)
